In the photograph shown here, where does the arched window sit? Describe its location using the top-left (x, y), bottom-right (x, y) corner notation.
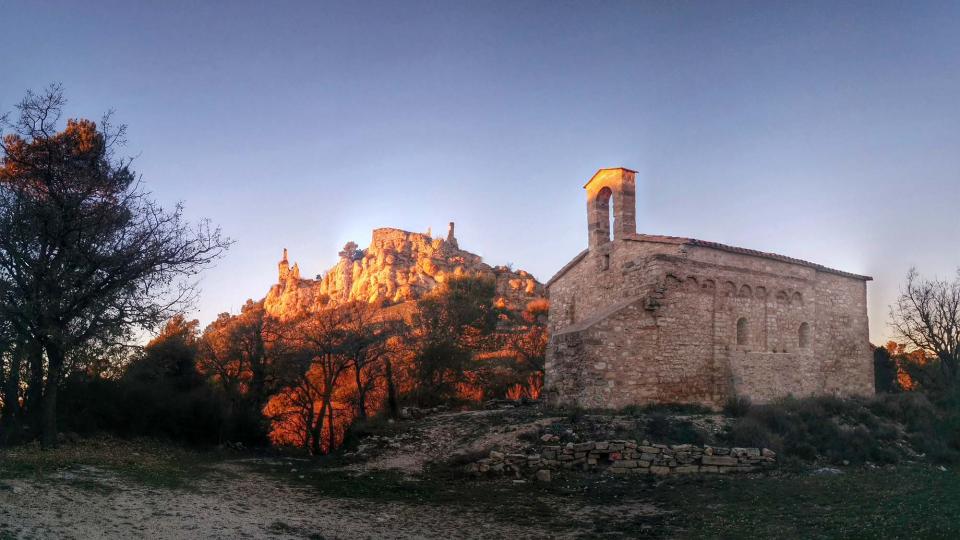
top-left (595, 186), bottom-right (613, 244)
top-left (723, 281), bottom-right (737, 297)
top-left (608, 193), bottom-right (615, 242)
top-left (799, 322), bottom-right (811, 348)
top-left (736, 317), bottom-right (749, 346)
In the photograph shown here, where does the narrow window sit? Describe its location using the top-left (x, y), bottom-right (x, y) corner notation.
top-left (799, 322), bottom-right (811, 348)
top-left (736, 317), bottom-right (749, 346)
top-left (601, 253), bottom-right (610, 270)
top-left (594, 187), bottom-right (613, 245)
top-left (608, 193), bottom-right (615, 241)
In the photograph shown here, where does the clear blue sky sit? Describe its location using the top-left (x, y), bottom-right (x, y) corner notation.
top-left (3, 0), bottom-right (959, 343)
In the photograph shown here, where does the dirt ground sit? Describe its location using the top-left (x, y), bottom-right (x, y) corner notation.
top-left (0, 459), bottom-right (564, 540)
top-left (2, 407), bottom-right (957, 539)
top-left (0, 409), bottom-right (599, 539)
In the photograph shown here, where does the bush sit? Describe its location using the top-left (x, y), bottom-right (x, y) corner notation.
top-left (727, 417), bottom-right (780, 451)
top-left (724, 392), bottom-right (960, 466)
top-left (785, 441), bottom-right (817, 461)
top-left (631, 402), bottom-right (714, 416)
top-left (57, 368), bottom-right (268, 447)
top-left (643, 413), bottom-right (707, 445)
top-left (723, 395), bottom-right (753, 417)
top-left (874, 346), bottom-right (900, 393)
top-left (646, 413), bottom-right (671, 439)
top-left (340, 413), bottom-right (401, 451)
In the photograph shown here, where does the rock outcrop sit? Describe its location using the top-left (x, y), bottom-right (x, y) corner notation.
top-left (264, 223), bottom-right (544, 320)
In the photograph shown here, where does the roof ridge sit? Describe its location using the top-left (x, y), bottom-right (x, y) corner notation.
top-left (624, 233), bottom-right (871, 281)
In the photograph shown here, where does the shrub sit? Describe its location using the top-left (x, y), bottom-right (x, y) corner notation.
top-left (721, 391), bottom-right (960, 466)
top-left (727, 417), bottom-right (780, 451)
top-left (785, 441), bottom-right (817, 461)
top-left (642, 413), bottom-right (707, 445)
top-left (874, 346), bottom-right (900, 393)
top-left (723, 395), bottom-right (753, 417)
top-left (670, 420), bottom-right (707, 445)
top-left (869, 445), bottom-right (901, 465)
top-left (646, 413), bottom-right (671, 439)
top-left (56, 368), bottom-right (268, 447)
top-left (637, 402), bottom-right (714, 415)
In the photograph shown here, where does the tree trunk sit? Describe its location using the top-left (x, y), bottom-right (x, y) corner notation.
top-left (302, 399), bottom-right (314, 452)
top-left (0, 343), bottom-right (23, 445)
top-left (41, 341), bottom-right (64, 449)
top-left (311, 392), bottom-right (330, 456)
top-left (937, 351), bottom-right (958, 383)
top-left (26, 341), bottom-right (45, 438)
top-left (327, 401), bottom-right (336, 452)
top-left (384, 356), bottom-right (399, 418)
top-left (251, 328), bottom-right (268, 411)
top-left (353, 361), bottom-right (367, 420)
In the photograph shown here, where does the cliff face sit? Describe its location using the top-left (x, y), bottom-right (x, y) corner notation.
top-left (264, 223), bottom-right (545, 320)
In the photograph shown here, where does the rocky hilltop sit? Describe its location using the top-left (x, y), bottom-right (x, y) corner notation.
top-left (264, 223), bottom-right (544, 320)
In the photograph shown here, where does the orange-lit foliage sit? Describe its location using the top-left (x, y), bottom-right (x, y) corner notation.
top-left (457, 379), bottom-right (486, 402)
top-left (263, 365), bottom-right (357, 452)
top-left (453, 298), bottom-right (549, 402)
top-left (885, 341), bottom-right (933, 391)
top-left (199, 277), bottom-right (547, 451)
top-left (524, 298), bottom-right (550, 321)
top-left (505, 373), bottom-right (543, 401)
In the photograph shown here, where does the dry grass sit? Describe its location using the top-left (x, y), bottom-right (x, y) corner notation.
top-left (0, 436), bottom-right (223, 489)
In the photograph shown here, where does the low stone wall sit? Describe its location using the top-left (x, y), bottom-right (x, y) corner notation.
top-left (465, 440), bottom-right (776, 479)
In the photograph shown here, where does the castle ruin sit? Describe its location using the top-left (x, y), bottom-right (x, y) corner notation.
top-left (544, 168), bottom-right (874, 409)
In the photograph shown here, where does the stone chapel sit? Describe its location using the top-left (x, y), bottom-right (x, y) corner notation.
top-left (544, 167), bottom-right (874, 408)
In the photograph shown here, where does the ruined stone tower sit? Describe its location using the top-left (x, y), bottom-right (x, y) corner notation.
top-left (278, 248), bottom-right (290, 281)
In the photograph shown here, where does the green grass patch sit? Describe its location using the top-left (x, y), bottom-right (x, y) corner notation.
top-left (663, 465), bottom-right (960, 538)
top-left (252, 457), bottom-right (959, 538)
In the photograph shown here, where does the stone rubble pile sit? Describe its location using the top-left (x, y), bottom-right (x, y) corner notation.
top-left (399, 405), bottom-right (447, 420)
top-left (465, 440), bottom-right (775, 479)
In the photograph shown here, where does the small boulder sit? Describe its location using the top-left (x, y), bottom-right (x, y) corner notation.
top-left (535, 469), bottom-right (552, 482)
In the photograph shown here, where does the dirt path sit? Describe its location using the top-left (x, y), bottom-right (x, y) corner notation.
top-left (0, 461), bottom-right (552, 540)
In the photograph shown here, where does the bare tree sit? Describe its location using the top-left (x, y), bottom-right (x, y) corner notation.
top-left (198, 299), bottom-right (282, 441)
top-left (890, 267), bottom-right (960, 383)
top-left (0, 85), bottom-right (230, 446)
top-left (276, 309), bottom-right (353, 454)
top-left (339, 301), bottom-right (402, 420)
